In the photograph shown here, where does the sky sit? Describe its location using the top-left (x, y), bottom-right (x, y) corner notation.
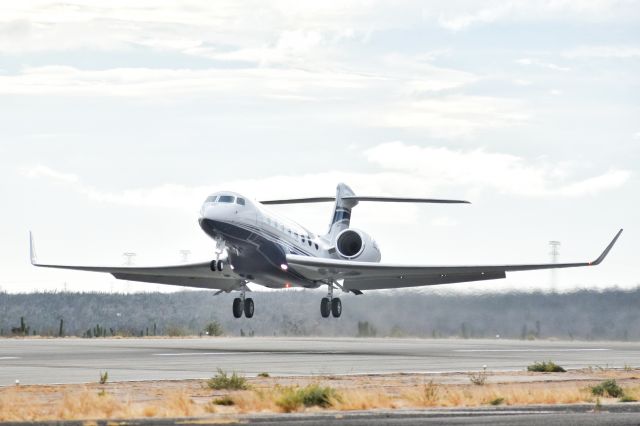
top-left (0, 0), bottom-right (638, 294)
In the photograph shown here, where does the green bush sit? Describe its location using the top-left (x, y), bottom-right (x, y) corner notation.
top-left (276, 384), bottom-right (339, 412)
top-left (99, 371), bottom-right (108, 385)
top-left (590, 379), bottom-right (624, 398)
top-left (212, 395), bottom-right (234, 406)
top-left (527, 361), bottom-right (566, 373)
top-left (620, 395), bottom-right (637, 403)
top-left (258, 372), bottom-right (270, 378)
top-left (205, 321), bottom-right (224, 337)
top-left (489, 397), bottom-right (505, 406)
top-left (207, 368), bottom-right (248, 390)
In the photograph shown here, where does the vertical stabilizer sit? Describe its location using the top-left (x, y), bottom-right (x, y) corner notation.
top-left (326, 183), bottom-right (358, 242)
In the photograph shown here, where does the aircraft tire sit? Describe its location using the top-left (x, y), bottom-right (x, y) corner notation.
top-left (320, 297), bottom-right (331, 318)
top-left (210, 260), bottom-right (217, 272)
top-left (217, 260), bottom-right (224, 272)
top-left (244, 297), bottom-right (254, 318)
top-left (331, 297), bottom-right (342, 318)
top-left (232, 297), bottom-right (243, 318)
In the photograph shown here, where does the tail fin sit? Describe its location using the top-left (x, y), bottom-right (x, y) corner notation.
top-left (326, 183), bottom-right (359, 241)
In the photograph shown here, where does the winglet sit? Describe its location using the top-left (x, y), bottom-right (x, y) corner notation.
top-left (590, 229), bottom-right (623, 266)
top-left (29, 231), bottom-right (38, 265)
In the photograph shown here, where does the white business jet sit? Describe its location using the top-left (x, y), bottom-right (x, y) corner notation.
top-left (31, 183), bottom-right (622, 319)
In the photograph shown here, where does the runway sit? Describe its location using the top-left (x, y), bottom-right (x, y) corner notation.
top-left (1, 337), bottom-right (639, 386)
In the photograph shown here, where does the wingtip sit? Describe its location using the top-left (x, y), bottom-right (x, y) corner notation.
top-left (591, 228), bottom-right (623, 266)
top-left (29, 231), bottom-right (37, 265)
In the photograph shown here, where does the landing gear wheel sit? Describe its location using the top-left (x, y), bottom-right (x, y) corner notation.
top-left (331, 298), bottom-right (342, 318)
top-left (320, 297), bottom-right (331, 318)
top-left (217, 260), bottom-right (224, 272)
top-left (232, 297), bottom-right (243, 318)
top-left (244, 298), bottom-right (254, 318)
top-left (210, 260), bottom-right (217, 272)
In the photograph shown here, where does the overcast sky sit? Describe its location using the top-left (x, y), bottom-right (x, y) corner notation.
top-left (1, 0), bottom-right (638, 294)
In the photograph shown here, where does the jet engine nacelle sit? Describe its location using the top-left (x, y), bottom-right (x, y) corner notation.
top-left (335, 229), bottom-right (382, 262)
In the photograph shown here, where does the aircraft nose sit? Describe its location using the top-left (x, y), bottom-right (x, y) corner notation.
top-left (200, 204), bottom-right (235, 222)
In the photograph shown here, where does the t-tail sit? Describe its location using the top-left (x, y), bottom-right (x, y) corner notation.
top-left (327, 183), bottom-right (359, 241)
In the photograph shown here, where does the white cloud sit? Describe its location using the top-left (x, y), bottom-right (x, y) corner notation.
top-left (516, 58), bottom-right (571, 72)
top-left (22, 142), bottom-right (631, 217)
top-left (21, 165), bottom-right (79, 184)
top-left (565, 45), bottom-right (640, 58)
top-left (364, 142), bottom-right (631, 197)
top-left (0, 65), bottom-right (373, 98)
top-left (373, 95), bottom-right (529, 138)
top-left (432, 0), bottom-right (639, 31)
top-left (549, 89), bottom-right (562, 96)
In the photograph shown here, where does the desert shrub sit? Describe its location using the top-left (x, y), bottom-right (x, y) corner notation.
top-left (469, 366), bottom-right (488, 385)
top-left (205, 321), bottom-right (224, 337)
top-left (590, 379), bottom-right (624, 398)
top-left (258, 372), bottom-right (270, 378)
top-left (212, 395), bottom-right (234, 406)
top-left (207, 369), bottom-right (248, 390)
top-left (276, 384), bottom-right (339, 412)
top-left (99, 371), bottom-right (108, 385)
top-left (620, 395), bottom-right (637, 403)
top-left (527, 361), bottom-right (566, 373)
top-left (165, 325), bottom-right (188, 337)
top-left (490, 397), bottom-right (505, 405)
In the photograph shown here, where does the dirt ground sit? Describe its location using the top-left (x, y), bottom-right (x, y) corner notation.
top-left (1, 368), bottom-right (639, 422)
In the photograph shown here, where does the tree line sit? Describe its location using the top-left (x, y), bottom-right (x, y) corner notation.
top-left (0, 287), bottom-right (639, 340)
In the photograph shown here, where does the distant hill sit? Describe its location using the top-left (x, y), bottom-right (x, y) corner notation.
top-left (1, 287), bottom-right (639, 340)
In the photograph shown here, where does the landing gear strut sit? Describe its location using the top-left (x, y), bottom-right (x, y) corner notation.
top-left (232, 285), bottom-right (254, 319)
top-left (210, 238), bottom-right (226, 272)
top-left (320, 282), bottom-right (341, 318)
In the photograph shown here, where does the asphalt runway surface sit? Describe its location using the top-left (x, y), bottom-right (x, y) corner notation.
top-left (1, 337), bottom-right (640, 386)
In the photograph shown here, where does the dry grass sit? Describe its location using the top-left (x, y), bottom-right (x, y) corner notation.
top-left (2, 370), bottom-right (640, 421)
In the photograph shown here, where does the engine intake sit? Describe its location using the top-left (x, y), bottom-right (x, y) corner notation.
top-left (335, 229), bottom-right (381, 262)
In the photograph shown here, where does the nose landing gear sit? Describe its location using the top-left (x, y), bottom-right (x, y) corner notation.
top-left (320, 281), bottom-right (341, 318)
top-left (210, 238), bottom-right (226, 272)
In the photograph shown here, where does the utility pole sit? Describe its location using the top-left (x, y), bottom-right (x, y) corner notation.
top-left (549, 241), bottom-right (560, 292)
top-left (179, 250), bottom-right (191, 264)
top-left (122, 252), bottom-right (136, 293)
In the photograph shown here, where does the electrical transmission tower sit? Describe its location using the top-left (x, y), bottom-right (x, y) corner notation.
top-left (122, 252), bottom-right (137, 266)
top-left (122, 252), bottom-right (136, 294)
top-left (549, 241), bottom-right (561, 292)
top-left (179, 249), bottom-right (191, 264)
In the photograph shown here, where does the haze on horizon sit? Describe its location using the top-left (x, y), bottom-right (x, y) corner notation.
top-left (0, 0), bottom-right (638, 294)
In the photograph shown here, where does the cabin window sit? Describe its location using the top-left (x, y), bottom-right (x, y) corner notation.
top-left (315, 243), bottom-right (319, 250)
top-left (218, 195), bottom-right (235, 203)
top-left (308, 240), bottom-right (312, 247)
top-left (236, 198), bottom-right (245, 206)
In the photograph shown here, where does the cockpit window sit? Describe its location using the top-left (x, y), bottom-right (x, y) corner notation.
top-left (205, 196), bottom-right (217, 203)
top-left (236, 198), bottom-right (246, 206)
top-left (218, 195), bottom-right (235, 203)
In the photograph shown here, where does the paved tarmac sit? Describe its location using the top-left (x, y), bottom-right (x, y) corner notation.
top-left (3, 405), bottom-right (640, 425)
top-left (1, 337), bottom-right (639, 386)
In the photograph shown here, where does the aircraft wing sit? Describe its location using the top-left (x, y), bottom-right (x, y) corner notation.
top-left (29, 233), bottom-right (244, 291)
top-left (286, 229), bottom-right (623, 291)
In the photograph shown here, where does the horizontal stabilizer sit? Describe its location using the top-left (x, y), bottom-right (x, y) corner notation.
top-left (261, 196), bottom-right (470, 205)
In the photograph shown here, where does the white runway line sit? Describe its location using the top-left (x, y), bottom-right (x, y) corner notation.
top-left (0, 357), bottom-right (20, 360)
top-left (454, 348), bottom-right (610, 353)
top-left (153, 352), bottom-right (245, 356)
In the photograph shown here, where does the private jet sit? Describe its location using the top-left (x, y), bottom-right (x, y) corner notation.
top-left (31, 183), bottom-right (623, 319)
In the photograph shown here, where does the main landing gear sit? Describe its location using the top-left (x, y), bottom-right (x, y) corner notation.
top-left (320, 282), bottom-right (341, 318)
top-left (232, 286), bottom-right (254, 319)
